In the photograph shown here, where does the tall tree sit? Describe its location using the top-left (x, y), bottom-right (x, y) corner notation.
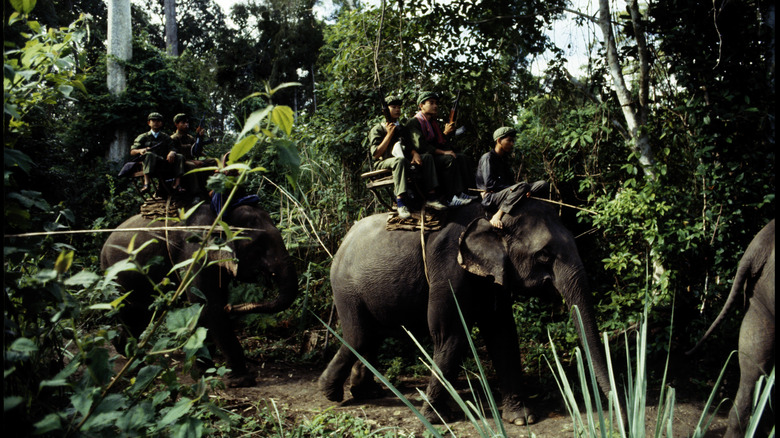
top-left (107, 0), bottom-right (133, 162)
top-left (165, 0), bottom-right (179, 55)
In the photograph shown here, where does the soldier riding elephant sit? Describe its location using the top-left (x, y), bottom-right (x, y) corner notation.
top-left (317, 198), bottom-right (618, 425)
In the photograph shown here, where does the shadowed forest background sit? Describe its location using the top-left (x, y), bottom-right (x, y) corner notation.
top-left (4, 0), bottom-right (774, 435)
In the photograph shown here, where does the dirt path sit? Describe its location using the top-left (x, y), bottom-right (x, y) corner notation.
top-left (214, 360), bottom-right (731, 437)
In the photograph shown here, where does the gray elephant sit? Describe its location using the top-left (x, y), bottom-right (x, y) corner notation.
top-left (687, 219), bottom-right (774, 438)
top-left (101, 203), bottom-right (298, 386)
top-left (318, 199), bottom-right (616, 425)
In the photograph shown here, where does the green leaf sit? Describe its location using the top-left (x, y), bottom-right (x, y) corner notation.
top-left (63, 270), bottom-right (99, 286)
top-left (159, 397), bottom-right (194, 427)
top-left (165, 304), bottom-right (203, 337)
top-left (183, 327), bottom-right (207, 360)
top-left (238, 106), bottom-right (272, 139)
top-left (131, 365), bottom-right (162, 395)
top-left (172, 417), bottom-right (204, 438)
top-left (271, 105), bottom-right (294, 136)
top-left (4, 396), bottom-right (24, 412)
top-left (9, 337), bottom-right (38, 355)
top-left (228, 135), bottom-right (258, 164)
top-left (33, 413), bottom-right (62, 435)
top-left (268, 81), bottom-right (301, 95)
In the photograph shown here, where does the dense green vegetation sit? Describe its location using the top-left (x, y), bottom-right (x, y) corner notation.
top-left (4, 0), bottom-right (774, 435)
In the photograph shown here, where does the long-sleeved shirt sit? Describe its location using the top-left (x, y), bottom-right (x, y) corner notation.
top-left (476, 150), bottom-right (514, 193)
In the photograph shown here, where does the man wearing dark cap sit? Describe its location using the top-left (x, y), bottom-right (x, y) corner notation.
top-left (170, 113), bottom-right (216, 197)
top-left (476, 126), bottom-right (548, 228)
top-left (406, 91), bottom-right (475, 207)
top-left (368, 94), bottom-right (447, 219)
top-left (130, 112), bottom-right (185, 194)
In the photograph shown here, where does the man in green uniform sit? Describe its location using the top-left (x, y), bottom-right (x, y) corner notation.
top-left (405, 91), bottom-right (475, 207)
top-left (131, 112), bottom-right (185, 194)
top-left (170, 113), bottom-right (216, 197)
top-left (368, 94), bottom-right (447, 219)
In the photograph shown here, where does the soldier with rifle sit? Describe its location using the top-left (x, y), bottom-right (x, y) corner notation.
top-left (130, 112), bottom-right (185, 194)
top-left (405, 91), bottom-right (476, 207)
top-left (368, 94), bottom-right (447, 219)
top-left (170, 113), bottom-right (217, 198)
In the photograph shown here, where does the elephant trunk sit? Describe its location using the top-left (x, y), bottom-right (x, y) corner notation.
top-left (555, 262), bottom-right (617, 406)
top-left (225, 260), bottom-right (298, 315)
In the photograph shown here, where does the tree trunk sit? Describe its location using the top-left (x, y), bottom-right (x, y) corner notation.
top-left (107, 0), bottom-right (132, 163)
top-left (165, 0), bottom-right (179, 56)
top-left (597, 0), bottom-right (656, 182)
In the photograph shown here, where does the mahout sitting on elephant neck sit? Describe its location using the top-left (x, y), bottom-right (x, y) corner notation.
top-left (319, 198), bottom-right (622, 426)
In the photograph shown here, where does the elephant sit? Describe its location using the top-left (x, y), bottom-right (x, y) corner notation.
top-left (317, 198), bottom-right (616, 425)
top-left (100, 202), bottom-right (298, 386)
top-left (687, 219), bottom-right (774, 438)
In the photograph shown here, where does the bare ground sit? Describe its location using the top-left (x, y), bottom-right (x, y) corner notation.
top-left (204, 334), bottom-right (732, 438)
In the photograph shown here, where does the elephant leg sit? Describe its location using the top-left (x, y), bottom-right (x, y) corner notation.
top-left (319, 344), bottom-right (357, 402)
top-left (188, 274), bottom-right (252, 387)
top-left (349, 361), bottom-right (386, 400)
top-left (477, 296), bottom-right (536, 426)
top-left (421, 293), bottom-right (468, 424)
top-left (725, 307), bottom-right (775, 438)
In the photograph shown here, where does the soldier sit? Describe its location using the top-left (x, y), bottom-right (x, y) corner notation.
top-left (130, 112), bottom-right (185, 194)
top-left (476, 126), bottom-right (548, 229)
top-left (170, 113), bottom-right (216, 197)
top-left (405, 91), bottom-right (475, 207)
top-left (368, 94), bottom-right (447, 219)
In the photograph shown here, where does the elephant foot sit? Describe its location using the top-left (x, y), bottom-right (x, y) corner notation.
top-left (318, 373), bottom-right (344, 402)
top-left (349, 380), bottom-right (386, 400)
top-left (502, 405), bottom-right (536, 426)
top-left (421, 403), bottom-right (461, 424)
top-left (225, 372), bottom-right (256, 388)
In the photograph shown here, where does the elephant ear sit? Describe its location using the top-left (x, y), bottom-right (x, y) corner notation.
top-left (458, 217), bottom-right (508, 286)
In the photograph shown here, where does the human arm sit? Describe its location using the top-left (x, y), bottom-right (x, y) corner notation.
top-left (371, 122), bottom-right (396, 160)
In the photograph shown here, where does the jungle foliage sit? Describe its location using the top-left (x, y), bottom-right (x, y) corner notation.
top-left (4, 0), bottom-right (775, 435)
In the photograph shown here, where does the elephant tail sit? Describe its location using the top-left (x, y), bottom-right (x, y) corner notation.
top-left (685, 262), bottom-right (750, 356)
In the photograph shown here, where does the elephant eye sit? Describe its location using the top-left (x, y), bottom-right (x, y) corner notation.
top-left (534, 250), bottom-right (553, 266)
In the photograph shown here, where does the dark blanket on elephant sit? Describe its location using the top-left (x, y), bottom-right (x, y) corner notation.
top-left (140, 197), bottom-right (190, 219)
top-left (385, 209), bottom-right (444, 231)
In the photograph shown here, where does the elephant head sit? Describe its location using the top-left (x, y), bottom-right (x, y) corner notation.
top-left (220, 204), bottom-right (298, 315)
top-left (457, 200), bottom-right (614, 403)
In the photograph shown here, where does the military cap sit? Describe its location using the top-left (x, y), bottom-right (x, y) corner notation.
top-left (385, 94), bottom-right (403, 106)
top-left (493, 127), bottom-right (517, 141)
top-left (417, 91), bottom-right (439, 106)
top-left (173, 113), bottom-right (188, 124)
top-left (147, 112), bottom-right (163, 121)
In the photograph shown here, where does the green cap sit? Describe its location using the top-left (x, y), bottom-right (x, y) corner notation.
top-left (493, 127), bottom-right (517, 141)
top-left (173, 113), bottom-right (188, 124)
top-left (148, 112), bottom-right (163, 121)
top-left (385, 94), bottom-right (403, 106)
top-left (417, 91), bottom-right (439, 106)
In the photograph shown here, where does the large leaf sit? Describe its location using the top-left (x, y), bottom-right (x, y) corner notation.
top-left (228, 135), bottom-right (258, 164)
top-left (238, 106), bottom-right (272, 140)
top-left (271, 105), bottom-right (294, 136)
top-left (9, 0), bottom-right (37, 15)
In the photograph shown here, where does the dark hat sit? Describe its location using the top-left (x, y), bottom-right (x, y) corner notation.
top-left (385, 94), bottom-right (403, 106)
top-left (493, 126), bottom-right (517, 141)
top-left (173, 113), bottom-right (188, 124)
top-left (417, 91), bottom-right (439, 105)
top-left (147, 112), bottom-right (163, 121)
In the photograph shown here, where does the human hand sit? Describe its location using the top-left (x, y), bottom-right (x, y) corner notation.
top-left (385, 122), bottom-right (396, 135)
top-left (443, 122), bottom-right (456, 136)
top-left (167, 151), bottom-right (175, 163)
top-left (411, 150), bottom-right (422, 165)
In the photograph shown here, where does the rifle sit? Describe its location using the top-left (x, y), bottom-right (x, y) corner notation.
top-left (448, 89), bottom-right (462, 124)
top-left (377, 88), bottom-right (392, 124)
top-left (190, 116), bottom-right (214, 158)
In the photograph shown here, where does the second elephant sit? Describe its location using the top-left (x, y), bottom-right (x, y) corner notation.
top-left (101, 203), bottom-right (298, 386)
top-left (688, 219), bottom-right (774, 437)
top-left (318, 199), bottom-right (616, 425)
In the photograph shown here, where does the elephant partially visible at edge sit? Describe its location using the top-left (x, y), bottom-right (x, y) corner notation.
top-left (687, 219), bottom-right (775, 438)
top-left (318, 199), bottom-right (617, 425)
top-left (100, 203), bottom-right (298, 386)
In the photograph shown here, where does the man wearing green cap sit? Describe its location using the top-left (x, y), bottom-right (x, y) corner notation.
top-left (476, 126), bottom-right (548, 228)
top-left (170, 113), bottom-right (216, 197)
top-left (130, 112), bottom-right (185, 194)
top-left (368, 94), bottom-right (447, 219)
top-left (406, 91), bottom-right (475, 207)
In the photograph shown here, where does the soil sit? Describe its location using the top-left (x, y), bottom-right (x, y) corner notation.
top-left (205, 334), bottom-right (732, 437)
